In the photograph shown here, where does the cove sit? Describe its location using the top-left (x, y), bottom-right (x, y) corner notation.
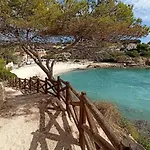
top-left (61, 68), bottom-right (150, 121)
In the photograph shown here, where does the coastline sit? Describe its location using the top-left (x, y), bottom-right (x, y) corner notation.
top-left (11, 61), bottom-right (150, 79)
top-left (87, 62), bottom-right (150, 69)
top-left (10, 61), bottom-right (150, 144)
top-left (11, 61), bottom-right (90, 79)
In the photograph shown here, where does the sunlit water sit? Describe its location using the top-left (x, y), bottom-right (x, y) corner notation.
top-left (61, 68), bottom-right (150, 121)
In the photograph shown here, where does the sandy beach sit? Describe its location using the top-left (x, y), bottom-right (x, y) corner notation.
top-left (11, 61), bottom-right (122, 79)
top-left (11, 61), bottom-right (89, 79)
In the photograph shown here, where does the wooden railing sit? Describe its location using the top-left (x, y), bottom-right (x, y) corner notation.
top-left (7, 76), bottom-right (145, 150)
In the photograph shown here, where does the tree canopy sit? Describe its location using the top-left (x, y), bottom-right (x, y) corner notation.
top-left (0, 0), bottom-right (150, 79)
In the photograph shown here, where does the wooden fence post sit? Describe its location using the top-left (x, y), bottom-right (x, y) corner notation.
top-left (19, 78), bottom-right (21, 89)
top-left (15, 78), bottom-right (17, 88)
top-left (66, 82), bottom-right (71, 118)
top-left (57, 76), bottom-right (60, 99)
top-left (84, 105), bottom-right (101, 150)
top-left (11, 78), bottom-right (13, 87)
top-left (37, 78), bottom-right (40, 93)
top-left (12, 77), bottom-right (14, 87)
top-left (79, 92), bottom-right (86, 150)
top-left (10, 78), bottom-right (12, 87)
top-left (9, 78), bottom-right (11, 87)
top-left (7, 78), bottom-right (10, 86)
top-left (29, 77), bottom-right (31, 91)
top-left (24, 78), bottom-right (26, 93)
top-left (82, 95), bottom-right (121, 150)
top-left (45, 77), bottom-right (48, 94)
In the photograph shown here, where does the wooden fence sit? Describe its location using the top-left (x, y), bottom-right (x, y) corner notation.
top-left (7, 76), bottom-right (145, 150)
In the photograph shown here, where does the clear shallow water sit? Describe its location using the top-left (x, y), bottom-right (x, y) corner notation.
top-left (61, 68), bottom-right (150, 121)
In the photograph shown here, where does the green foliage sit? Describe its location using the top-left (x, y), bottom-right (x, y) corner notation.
top-left (126, 50), bottom-right (140, 57)
top-left (121, 118), bottom-right (150, 150)
top-left (126, 43), bottom-right (150, 57)
top-left (137, 44), bottom-right (150, 57)
top-left (0, 0), bottom-right (149, 78)
top-left (136, 43), bottom-right (149, 52)
top-left (138, 136), bottom-right (150, 150)
top-left (0, 0), bottom-right (149, 43)
top-left (0, 46), bottom-right (17, 63)
top-left (121, 118), bottom-right (140, 139)
top-left (0, 69), bottom-right (16, 81)
top-left (0, 59), bottom-right (6, 69)
top-left (115, 2), bottom-right (134, 23)
top-left (99, 51), bottom-right (125, 62)
top-left (141, 51), bottom-right (150, 57)
top-left (0, 59), bottom-right (16, 81)
top-left (115, 55), bottom-right (129, 63)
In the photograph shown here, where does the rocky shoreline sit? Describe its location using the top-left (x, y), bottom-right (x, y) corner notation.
top-left (87, 62), bottom-right (150, 69)
top-left (132, 120), bottom-right (150, 140)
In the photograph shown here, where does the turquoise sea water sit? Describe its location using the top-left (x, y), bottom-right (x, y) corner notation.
top-left (61, 68), bottom-right (150, 121)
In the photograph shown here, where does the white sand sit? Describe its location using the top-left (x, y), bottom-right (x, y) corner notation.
top-left (11, 61), bottom-right (89, 79)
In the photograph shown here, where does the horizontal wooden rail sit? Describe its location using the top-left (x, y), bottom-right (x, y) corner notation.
top-left (82, 124), bottom-right (115, 150)
top-left (82, 93), bottom-right (121, 150)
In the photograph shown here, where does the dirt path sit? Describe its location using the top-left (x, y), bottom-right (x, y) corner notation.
top-left (0, 87), bottom-right (80, 150)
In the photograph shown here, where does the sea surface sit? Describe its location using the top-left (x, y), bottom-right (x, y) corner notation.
top-left (61, 68), bottom-right (150, 121)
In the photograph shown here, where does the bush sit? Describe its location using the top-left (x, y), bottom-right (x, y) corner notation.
top-left (121, 118), bottom-right (140, 140)
top-left (137, 43), bottom-right (149, 53)
top-left (115, 55), bottom-right (129, 63)
top-left (138, 136), bottom-right (150, 150)
top-left (121, 118), bottom-right (150, 150)
top-left (0, 59), bottom-right (16, 81)
top-left (140, 51), bottom-right (150, 57)
top-left (0, 68), bottom-right (16, 81)
top-left (0, 59), bottom-right (6, 69)
top-left (126, 50), bottom-right (140, 57)
top-left (94, 101), bottom-right (122, 125)
top-left (99, 51), bottom-right (125, 63)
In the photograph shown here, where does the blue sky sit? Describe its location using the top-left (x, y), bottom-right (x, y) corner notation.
top-left (122, 0), bottom-right (150, 43)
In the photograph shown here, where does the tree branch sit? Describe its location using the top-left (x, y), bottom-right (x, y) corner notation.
top-left (56, 37), bottom-right (81, 54)
top-left (22, 45), bottom-right (55, 80)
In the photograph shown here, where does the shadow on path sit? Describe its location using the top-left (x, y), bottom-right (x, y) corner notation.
top-left (0, 91), bottom-right (50, 118)
top-left (29, 99), bottom-right (79, 150)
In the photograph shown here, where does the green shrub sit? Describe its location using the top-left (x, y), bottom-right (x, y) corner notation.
top-left (140, 51), bottom-right (150, 57)
top-left (120, 118), bottom-right (140, 140)
top-left (0, 59), bottom-right (16, 81)
top-left (137, 43), bottom-right (149, 53)
top-left (0, 68), bottom-right (16, 81)
top-left (0, 59), bottom-right (6, 69)
top-left (99, 51), bottom-right (125, 63)
top-left (121, 118), bottom-right (150, 149)
top-left (126, 50), bottom-right (140, 57)
top-left (138, 136), bottom-right (150, 150)
top-left (115, 55), bottom-right (129, 63)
